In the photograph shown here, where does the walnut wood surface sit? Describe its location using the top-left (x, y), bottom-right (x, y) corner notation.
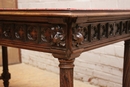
top-left (0, 9), bottom-right (130, 87)
top-left (123, 40), bottom-right (130, 87)
top-left (0, 10), bottom-right (130, 58)
top-left (59, 59), bottom-right (74, 87)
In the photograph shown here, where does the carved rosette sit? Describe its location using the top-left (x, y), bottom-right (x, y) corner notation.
top-left (40, 27), bottom-right (51, 42)
top-left (72, 20), bottom-right (129, 47)
top-left (40, 25), bottom-right (66, 47)
top-left (15, 24), bottom-right (26, 40)
top-left (2, 23), bottom-right (14, 39)
top-left (27, 25), bottom-right (38, 41)
top-left (51, 26), bottom-right (66, 47)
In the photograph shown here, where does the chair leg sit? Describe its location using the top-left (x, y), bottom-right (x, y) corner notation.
top-left (1, 46), bottom-right (11, 87)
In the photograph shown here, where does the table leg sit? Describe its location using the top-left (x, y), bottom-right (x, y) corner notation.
top-left (1, 46), bottom-right (11, 87)
top-left (58, 59), bottom-right (75, 87)
top-left (123, 40), bottom-right (130, 87)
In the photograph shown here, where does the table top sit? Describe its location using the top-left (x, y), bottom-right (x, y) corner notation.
top-left (0, 8), bottom-right (130, 17)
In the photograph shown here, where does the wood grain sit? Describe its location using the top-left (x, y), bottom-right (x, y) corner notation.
top-left (0, 9), bottom-right (130, 87)
top-left (123, 40), bottom-right (130, 87)
top-left (59, 59), bottom-right (74, 87)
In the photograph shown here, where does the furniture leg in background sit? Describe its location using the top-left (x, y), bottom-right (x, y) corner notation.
top-left (123, 40), bottom-right (130, 87)
top-left (1, 46), bottom-right (11, 87)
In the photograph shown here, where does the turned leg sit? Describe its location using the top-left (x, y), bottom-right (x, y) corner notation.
top-left (123, 40), bottom-right (130, 87)
top-left (1, 46), bottom-right (11, 87)
top-left (58, 59), bottom-right (75, 87)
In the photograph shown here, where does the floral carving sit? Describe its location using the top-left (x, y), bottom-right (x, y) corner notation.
top-left (72, 25), bottom-right (84, 47)
top-left (27, 26), bottom-right (38, 41)
top-left (40, 25), bottom-right (66, 47)
top-left (40, 27), bottom-right (51, 42)
top-left (51, 26), bottom-right (66, 47)
top-left (15, 25), bottom-right (25, 40)
top-left (2, 23), bottom-right (14, 39)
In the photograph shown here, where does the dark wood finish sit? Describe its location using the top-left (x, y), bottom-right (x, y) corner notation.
top-left (123, 40), bottom-right (130, 87)
top-left (59, 59), bottom-right (74, 87)
top-left (1, 46), bottom-right (10, 87)
top-left (0, 9), bottom-right (130, 87)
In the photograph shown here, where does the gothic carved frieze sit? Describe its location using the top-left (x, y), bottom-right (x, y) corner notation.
top-left (72, 20), bottom-right (129, 47)
top-left (0, 20), bottom-right (129, 48)
top-left (0, 22), bottom-right (66, 47)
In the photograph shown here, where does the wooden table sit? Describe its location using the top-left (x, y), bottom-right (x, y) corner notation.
top-left (0, 9), bottom-right (130, 87)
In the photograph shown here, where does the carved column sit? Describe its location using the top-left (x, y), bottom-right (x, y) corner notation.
top-left (1, 46), bottom-right (11, 87)
top-left (58, 59), bottom-right (75, 87)
top-left (123, 40), bottom-right (130, 87)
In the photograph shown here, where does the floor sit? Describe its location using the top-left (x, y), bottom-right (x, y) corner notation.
top-left (0, 63), bottom-right (97, 87)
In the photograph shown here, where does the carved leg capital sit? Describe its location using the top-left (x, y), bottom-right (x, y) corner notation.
top-left (59, 59), bottom-right (75, 69)
top-left (58, 59), bottom-right (75, 87)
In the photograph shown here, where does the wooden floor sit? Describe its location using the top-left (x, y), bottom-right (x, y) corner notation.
top-left (0, 63), bottom-right (97, 87)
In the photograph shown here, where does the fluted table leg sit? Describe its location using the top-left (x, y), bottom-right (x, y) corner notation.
top-left (123, 40), bottom-right (130, 87)
top-left (58, 59), bottom-right (75, 87)
top-left (1, 46), bottom-right (11, 87)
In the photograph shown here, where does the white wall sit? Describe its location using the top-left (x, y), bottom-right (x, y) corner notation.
top-left (18, 0), bottom-right (130, 9)
top-left (18, 0), bottom-right (130, 87)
